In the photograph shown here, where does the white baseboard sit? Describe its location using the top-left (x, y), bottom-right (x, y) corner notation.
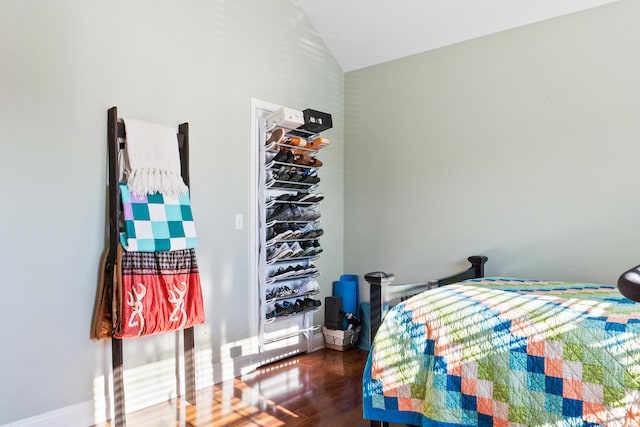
top-left (1, 401), bottom-right (95, 427)
top-left (312, 329), bottom-right (326, 351)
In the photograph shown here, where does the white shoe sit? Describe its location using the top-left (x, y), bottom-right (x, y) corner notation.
top-left (303, 264), bottom-right (318, 275)
top-left (289, 242), bottom-right (304, 257)
top-left (297, 279), bottom-right (320, 295)
top-left (268, 243), bottom-right (293, 262)
top-left (290, 223), bottom-right (314, 239)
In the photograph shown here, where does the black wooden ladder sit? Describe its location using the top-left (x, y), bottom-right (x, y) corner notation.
top-left (106, 106), bottom-right (197, 426)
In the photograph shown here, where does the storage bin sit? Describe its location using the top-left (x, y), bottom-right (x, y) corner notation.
top-left (323, 326), bottom-right (361, 351)
top-left (264, 107), bottom-right (305, 129)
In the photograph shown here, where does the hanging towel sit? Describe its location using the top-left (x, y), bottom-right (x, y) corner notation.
top-left (90, 248), bottom-right (113, 340)
top-left (119, 182), bottom-right (198, 252)
top-left (113, 244), bottom-right (205, 339)
top-left (122, 117), bottom-right (188, 197)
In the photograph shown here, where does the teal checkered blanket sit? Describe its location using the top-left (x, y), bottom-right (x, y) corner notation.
top-left (119, 183), bottom-right (198, 252)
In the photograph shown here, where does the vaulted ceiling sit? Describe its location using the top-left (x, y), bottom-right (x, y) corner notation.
top-left (298, 0), bottom-right (618, 72)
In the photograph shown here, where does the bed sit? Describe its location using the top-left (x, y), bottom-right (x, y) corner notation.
top-left (362, 256), bottom-right (640, 426)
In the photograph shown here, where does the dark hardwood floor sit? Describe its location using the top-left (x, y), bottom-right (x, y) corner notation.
top-left (95, 348), bottom-right (373, 426)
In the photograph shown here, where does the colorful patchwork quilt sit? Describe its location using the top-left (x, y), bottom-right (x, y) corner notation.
top-left (363, 278), bottom-right (640, 426)
top-left (119, 183), bottom-right (198, 252)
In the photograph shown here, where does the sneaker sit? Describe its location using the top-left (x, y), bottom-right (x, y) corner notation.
top-left (269, 266), bottom-right (298, 280)
top-left (273, 150), bottom-right (294, 165)
top-left (269, 205), bottom-right (294, 222)
top-left (265, 287), bottom-right (279, 303)
top-left (265, 308), bottom-right (276, 321)
top-left (266, 204), bottom-right (287, 222)
top-left (298, 193), bottom-right (318, 203)
top-left (290, 223), bottom-right (314, 239)
top-left (301, 241), bottom-right (317, 257)
top-left (291, 264), bottom-right (307, 277)
top-left (309, 194), bottom-right (324, 203)
top-left (300, 208), bottom-right (321, 221)
top-left (272, 149), bottom-right (289, 163)
top-left (269, 267), bottom-right (286, 279)
top-left (265, 246), bottom-right (275, 260)
top-left (274, 170), bottom-right (292, 182)
top-left (292, 299), bottom-right (304, 313)
top-left (302, 175), bottom-right (320, 185)
top-left (297, 280), bottom-right (320, 295)
top-left (288, 171), bottom-right (303, 184)
top-left (289, 242), bottom-right (304, 257)
top-left (288, 204), bottom-right (303, 219)
top-left (300, 228), bottom-right (322, 239)
top-left (342, 311), bottom-right (361, 328)
top-left (302, 297), bottom-right (321, 310)
top-left (273, 222), bottom-right (291, 234)
top-left (275, 301), bottom-right (295, 317)
top-left (303, 264), bottom-right (318, 275)
top-left (268, 243), bottom-right (293, 262)
top-left (277, 285), bottom-right (298, 298)
top-left (266, 227), bottom-right (276, 241)
top-left (276, 193), bottom-right (293, 202)
top-left (267, 230), bottom-right (293, 245)
top-left (265, 151), bottom-right (277, 163)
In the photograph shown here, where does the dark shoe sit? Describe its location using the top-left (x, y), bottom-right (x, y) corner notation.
top-left (273, 149), bottom-right (289, 163)
top-left (302, 298), bottom-right (321, 310)
top-left (300, 228), bottom-right (323, 239)
top-left (292, 299), bottom-right (304, 313)
top-left (288, 204), bottom-right (303, 219)
top-left (288, 172), bottom-right (303, 183)
top-left (300, 208), bottom-right (321, 221)
top-left (275, 301), bottom-right (295, 317)
top-left (298, 193), bottom-right (318, 203)
top-left (265, 287), bottom-right (279, 303)
top-left (302, 175), bottom-right (320, 184)
top-left (276, 193), bottom-right (293, 202)
top-left (303, 264), bottom-right (318, 275)
top-left (273, 205), bottom-right (296, 221)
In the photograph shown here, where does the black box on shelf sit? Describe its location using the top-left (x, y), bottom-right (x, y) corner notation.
top-left (297, 109), bottom-right (333, 133)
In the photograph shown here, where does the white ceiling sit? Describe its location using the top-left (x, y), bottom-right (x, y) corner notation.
top-left (298, 0), bottom-right (618, 72)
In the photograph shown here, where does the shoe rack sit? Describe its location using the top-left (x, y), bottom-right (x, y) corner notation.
top-left (253, 102), bottom-right (331, 361)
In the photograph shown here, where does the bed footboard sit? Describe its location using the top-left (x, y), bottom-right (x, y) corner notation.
top-left (365, 256), bottom-right (487, 427)
top-left (365, 255), bottom-right (488, 348)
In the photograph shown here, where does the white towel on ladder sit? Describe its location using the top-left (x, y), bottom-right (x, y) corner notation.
top-left (122, 117), bottom-right (188, 197)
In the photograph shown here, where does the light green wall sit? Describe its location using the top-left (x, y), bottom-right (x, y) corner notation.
top-left (6, 0), bottom-right (640, 423)
top-left (0, 0), bottom-right (343, 424)
top-left (345, 0), bottom-right (640, 300)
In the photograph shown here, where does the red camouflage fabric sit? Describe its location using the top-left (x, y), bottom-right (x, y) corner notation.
top-left (113, 244), bottom-right (205, 338)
